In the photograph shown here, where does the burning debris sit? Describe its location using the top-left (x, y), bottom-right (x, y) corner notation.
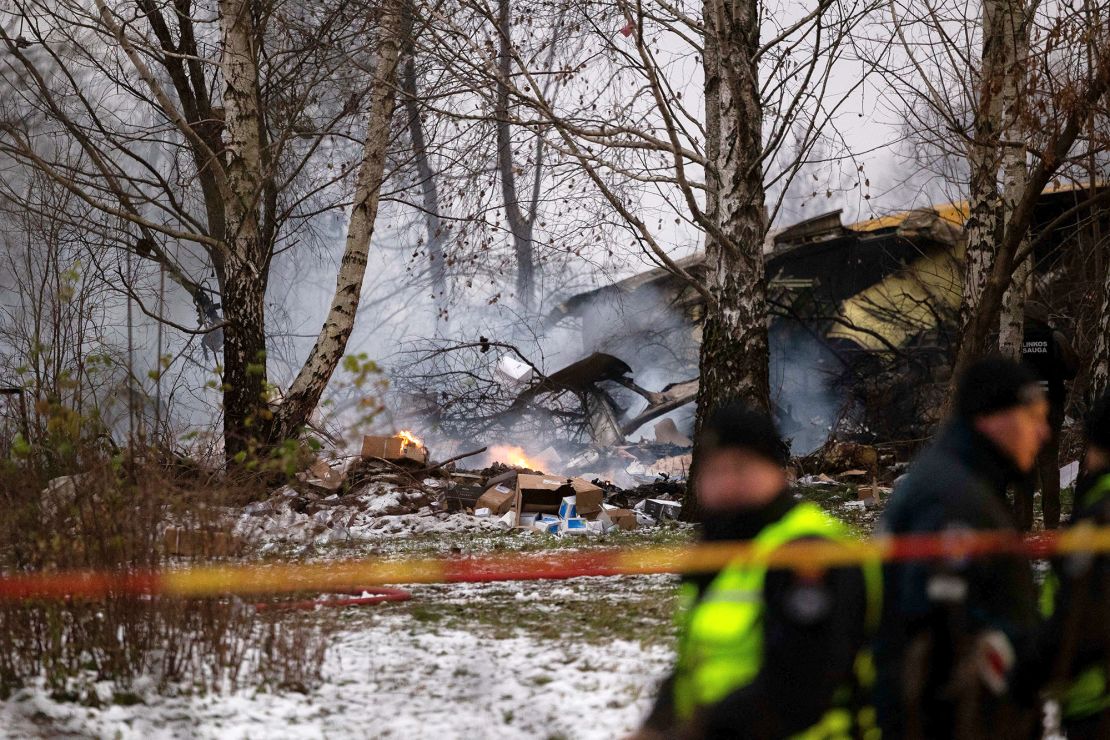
top-left (227, 429), bottom-right (686, 551)
top-left (360, 431), bottom-right (429, 464)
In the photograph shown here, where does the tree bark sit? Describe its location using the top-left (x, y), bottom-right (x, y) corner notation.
top-left (495, 0), bottom-right (535, 310)
top-left (218, 0), bottom-right (270, 459)
top-left (996, 0), bottom-right (1031, 360)
top-left (686, 0), bottom-right (771, 521)
top-left (277, 0), bottom-right (403, 435)
top-left (1091, 261), bottom-right (1110, 399)
top-left (959, 0), bottom-right (1010, 340)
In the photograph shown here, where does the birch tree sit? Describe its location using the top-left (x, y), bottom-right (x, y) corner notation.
top-left (0, 0), bottom-right (405, 459)
top-left (885, 0), bottom-right (1110, 399)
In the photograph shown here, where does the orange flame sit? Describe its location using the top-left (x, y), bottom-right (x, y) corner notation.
top-left (489, 444), bottom-right (542, 470)
top-left (397, 430), bottom-right (423, 450)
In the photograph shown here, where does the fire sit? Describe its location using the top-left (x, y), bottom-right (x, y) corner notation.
top-left (397, 430), bottom-right (423, 450)
top-left (489, 444), bottom-right (541, 470)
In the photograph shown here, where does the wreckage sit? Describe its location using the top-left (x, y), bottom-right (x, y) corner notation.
top-left (397, 184), bottom-right (1106, 457)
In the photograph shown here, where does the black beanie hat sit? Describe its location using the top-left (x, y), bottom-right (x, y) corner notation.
top-left (1087, 395), bottom-right (1110, 451)
top-left (955, 355), bottom-right (1044, 419)
top-left (701, 402), bottom-right (789, 466)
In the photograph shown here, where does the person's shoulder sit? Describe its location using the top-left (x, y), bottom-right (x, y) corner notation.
top-left (881, 441), bottom-right (977, 531)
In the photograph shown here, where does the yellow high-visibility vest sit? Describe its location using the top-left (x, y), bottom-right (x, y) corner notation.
top-left (672, 501), bottom-right (882, 739)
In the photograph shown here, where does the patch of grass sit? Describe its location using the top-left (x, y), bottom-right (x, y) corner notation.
top-left (373, 572), bottom-right (679, 647)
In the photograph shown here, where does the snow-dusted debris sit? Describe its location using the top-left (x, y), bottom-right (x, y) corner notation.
top-left (233, 482), bottom-right (503, 550)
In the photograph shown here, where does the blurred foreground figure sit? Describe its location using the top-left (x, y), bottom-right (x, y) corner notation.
top-left (636, 404), bottom-right (880, 740)
top-left (875, 357), bottom-right (1048, 739)
top-left (1040, 395), bottom-right (1110, 739)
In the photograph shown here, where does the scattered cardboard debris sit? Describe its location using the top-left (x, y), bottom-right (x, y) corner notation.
top-left (476, 484), bottom-right (515, 516)
top-left (361, 433), bottom-right (429, 464)
top-left (301, 459), bottom-right (346, 491)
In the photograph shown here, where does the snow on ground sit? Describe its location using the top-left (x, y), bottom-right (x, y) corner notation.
top-left (0, 576), bottom-right (677, 739)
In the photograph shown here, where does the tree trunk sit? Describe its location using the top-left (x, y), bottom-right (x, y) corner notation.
top-left (277, 0), bottom-right (403, 435)
top-left (400, 1), bottom-right (448, 321)
top-left (685, 0), bottom-right (771, 521)
top-left (996, 0), bottom-right (1031, 359)
top-left (959, 0), bottom-right (1010, 340)
top-left (495, 0), bottom-right (535, 310)
top-left (218, 0), bottom-right (269, 459)
top-left (221, 261), bottom-right (270, 458)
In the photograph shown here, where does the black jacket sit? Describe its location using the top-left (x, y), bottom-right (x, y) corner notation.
top-left (644, 492), bottom-right (868, 739)
top-left (874, 420), bottom-right (1040, 738)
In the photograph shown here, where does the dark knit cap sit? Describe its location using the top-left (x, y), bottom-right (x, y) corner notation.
top-left (955, 355), bottom-right (1044, 419)
top-left (701, 402), bottom-right (789, 467)
top-left (1087, 395), bottom-right (1110, 451)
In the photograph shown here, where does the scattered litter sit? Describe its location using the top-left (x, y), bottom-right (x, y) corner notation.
top-left (642, 499), bottom-right (681, 521)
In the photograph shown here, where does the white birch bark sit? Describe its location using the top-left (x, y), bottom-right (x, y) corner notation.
top-left (279, 0), bottom-right (404, 432)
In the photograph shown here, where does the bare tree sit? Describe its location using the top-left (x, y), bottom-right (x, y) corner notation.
top-left (0, 0), bottom-right (405, 459)
top-left (886, 0), bottom-right (1110, 390)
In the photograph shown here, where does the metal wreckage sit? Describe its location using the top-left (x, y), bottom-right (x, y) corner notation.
top-left (396, 185), bottom-right (1106, 488)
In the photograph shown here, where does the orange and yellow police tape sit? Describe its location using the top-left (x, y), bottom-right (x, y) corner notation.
top-left (3, 526), bottom-right (1110, 602)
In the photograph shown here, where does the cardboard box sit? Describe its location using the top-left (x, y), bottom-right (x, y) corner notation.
top-left (476, 484), bottom-right (515, 516)
top-left (600, 508), bottom-right (637, 531)
top-left (518, 513), bottom-right (538, 527)
top-left (514, 474), bottom-right (603, 519)
top-left (643, 498), bottom-right (681, 521)
top-left (302, 459), bottom-right (345, 491)
top-left (360, 434), bottom-right (428, 464)
top-left (532, 519), bottom-right (559, 534)
top-left (558, 496), bottom-right (578, 520)
top-left (559, 517), bottom-right (589, 535)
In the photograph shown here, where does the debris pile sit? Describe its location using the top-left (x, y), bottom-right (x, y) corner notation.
top-left (228, 431), bottom-right (685, 551)
top-left (472, 470), bottom-right (652, 536)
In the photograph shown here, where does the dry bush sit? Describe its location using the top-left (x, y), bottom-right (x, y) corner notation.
top-left (0, 441), bottom-right (332, 703)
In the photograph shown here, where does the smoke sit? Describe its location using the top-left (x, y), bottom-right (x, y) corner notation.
top-left (769, 323), bottom-right (843, 454)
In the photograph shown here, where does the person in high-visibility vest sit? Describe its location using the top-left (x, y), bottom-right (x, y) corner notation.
top-left (1040, 394), bottom-right (1110, 739)
top-left (635, 404), bottom-right (881, 740)
top-left (874, 357), bottom-right (1047, 739)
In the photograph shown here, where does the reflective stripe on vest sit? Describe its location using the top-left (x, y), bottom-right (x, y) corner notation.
top-left (1062, 664), bottom-right (1110, 719)
top-left (672, 501), bottom-right (883, 733)
top-left (1081, 473), bottom-right (1110, 511)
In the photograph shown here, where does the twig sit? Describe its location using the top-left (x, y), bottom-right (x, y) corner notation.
top-left (421, 446), bottom-right (488, 473)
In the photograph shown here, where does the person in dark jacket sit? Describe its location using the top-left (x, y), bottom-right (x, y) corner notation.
top-left (874, 357), bottom-right (1049, 739)
top-left (1040, 394), bottom-right (1110, 739)
top-left (635, 404), bottom-right (879, 740)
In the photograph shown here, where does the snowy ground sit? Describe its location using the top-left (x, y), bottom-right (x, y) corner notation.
top-left (1, 562), bottom-right (679, 739)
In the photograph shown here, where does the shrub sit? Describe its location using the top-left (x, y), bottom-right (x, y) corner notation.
top-left (0, 443), bottom-right (331, 702)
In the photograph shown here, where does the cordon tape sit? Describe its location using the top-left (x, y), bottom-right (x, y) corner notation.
top-left (3, 526), bottom-right (1110, 602)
